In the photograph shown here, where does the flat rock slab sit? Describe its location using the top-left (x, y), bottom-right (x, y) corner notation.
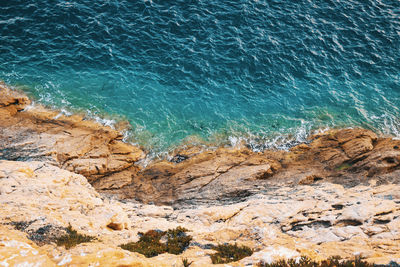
top-left (0, 160), bottom-right (399, 265)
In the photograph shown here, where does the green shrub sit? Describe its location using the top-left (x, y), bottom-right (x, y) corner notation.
top-left (120, 227), bottom-right (192, 258)
top-left (166, 227), bottom-right (192, 255)
top-left (56, 225), bottom-right (95, 249)
top-left (210, 243), bottom-right (253, 264)
top-left (120, 230), bottom-right (166, 258)
top-left (258, 255), bottom-right (374, 267)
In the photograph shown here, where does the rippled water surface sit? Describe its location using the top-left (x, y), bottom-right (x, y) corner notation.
top-left (1, 0), bottom-right (399, 154)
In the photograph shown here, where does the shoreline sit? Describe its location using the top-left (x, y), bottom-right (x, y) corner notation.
top-left (1, 82), bottom-right (400, 205)
top-left (1, 82), bottom-right (400, 265)
top-left (7, 81), bottom-right (398, 162)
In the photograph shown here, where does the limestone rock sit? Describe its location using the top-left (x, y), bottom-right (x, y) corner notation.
top-left (2, 84), bottom-right (400, 205)
top-left (2, 84), bottom-right (400, 266)
top-left (0, 225), bottom-right (55, 266)
top-left (0, 160), bottom-right (400, 265)
top-left (0, 83), bottom-right (144, 187)
top-left (0, 160), bottom-right (131, 232)
top-left (118, 128), bottom-right (400, 205)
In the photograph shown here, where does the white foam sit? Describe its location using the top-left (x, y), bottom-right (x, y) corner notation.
top-left (53, 108), bottom-right (73, 119)
top-left (91, 115), bottom-right (116, 128)
top-left (228, 136), bottom-right (245, 148)
top-left (370, 114), bottom-right (400, 138)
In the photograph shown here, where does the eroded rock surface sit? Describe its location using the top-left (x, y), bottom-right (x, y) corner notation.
top-left (0, 83), bottom-right (144, 187)
top-left (1, 84), bottom-right (400, 206)
top-left (0, 160), bottom-right (399, 266)
top-left (2, 84), bottom-right (400, 265)
top-left (119, 128), bottom-right (400, 205)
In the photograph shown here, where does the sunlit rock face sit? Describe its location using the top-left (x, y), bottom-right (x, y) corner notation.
top-left (0, 83), bottom-right (145, 187)
top-left (1, 85), bottom-right (400, 265)
top-left (1, 160), bottom-right (400, 266)
top-left (2, 83), bottom-right (400, 205)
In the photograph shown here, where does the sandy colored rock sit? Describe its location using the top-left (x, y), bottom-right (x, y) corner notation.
top-left (119, 127), bottom-right (400, 205)
top-left (0, 225), bottom-right (55, 266)
top-left (1, 160), bottom-right (400, 265)
top-left (1, 84), bottom-right (400, 265)
top-left (0, 83), bottom-right (31, 115)
top-left (1, 84), bottom-right (400, 206)
top-left (0, 83), bottom-right (144, 187)
top-left (0, 160), bottom-right (131, 232)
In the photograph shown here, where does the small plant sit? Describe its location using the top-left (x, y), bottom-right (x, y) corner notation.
top-left (120, 230), bottom-right (166, 258)
top-left (56, 225), bottom-right (95, 249)
top-left (10, 220), bottom-right (36, 231)
top-left (257, 255), bottom-right (374, 267)
top-left (182, 258), bottom-right (193, 267)
top-left (210, 243), bottom-right (253, 264)
top-left (120, 227), bottom-right (192, 258)
top-left (166, 227), bottom-right (192, 255)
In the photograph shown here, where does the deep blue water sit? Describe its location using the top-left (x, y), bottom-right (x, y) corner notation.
top-left (1, 0), bottom-right (400, 155)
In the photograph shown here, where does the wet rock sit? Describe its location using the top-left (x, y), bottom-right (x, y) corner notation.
top-left (118, 127), bottom-right (400, 204)
top-left (170, 154), bottom-right (189, 163)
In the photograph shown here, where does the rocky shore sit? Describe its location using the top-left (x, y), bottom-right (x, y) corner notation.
top-left (1, 83), bottom-right (400, 266)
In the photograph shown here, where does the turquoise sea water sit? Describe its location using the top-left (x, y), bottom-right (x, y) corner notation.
top-left (1, 0), bottom-right (399, 155)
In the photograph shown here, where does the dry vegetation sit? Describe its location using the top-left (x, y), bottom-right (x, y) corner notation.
top-left (210, 243), bottom-right (253, 264)
top-left (257, 256), bottom-right (374, 267)
top-left (56, 225), bottom-right (95, 249)
top-left (120, 227), bottom-right (192, 258)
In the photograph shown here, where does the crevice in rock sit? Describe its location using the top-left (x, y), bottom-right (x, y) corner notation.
top-left (198, 160), bottom-right (247, 191)
top-left (373, 219), bottom-right (391, 224)
top-left (335, 219), bottom-right (363, 227)
top-left (383, 157), bottom-right (397, 164)
top-left (347, 155), bottom-right (369, 166)
top-left (289, 220), bottom-right (332, 231)
top-left (170, 154), bottom-right (189, 163)
top-left (216, 204), bottom-right (249, 223)
top-left (375, 211), bottom-right (393, 216)
top-left (218, 189), bottom-right (253, 202)
top-left (331, 204), bottom-right (344, 210)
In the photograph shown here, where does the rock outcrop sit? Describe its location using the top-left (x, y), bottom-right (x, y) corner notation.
top-left (1, 83), bottom-right (400, 206)
top-left (1, 83), bottom-right (400, 265)
top-left (0, 83), bottom-right (144, 188)
top-left (0, 160), bottom-right (399, 266)
top-left (118, 127), bottom-right (400, 205)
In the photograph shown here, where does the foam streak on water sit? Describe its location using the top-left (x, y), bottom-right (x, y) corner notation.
top-left (1, 0), bottom-right (399, 155)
